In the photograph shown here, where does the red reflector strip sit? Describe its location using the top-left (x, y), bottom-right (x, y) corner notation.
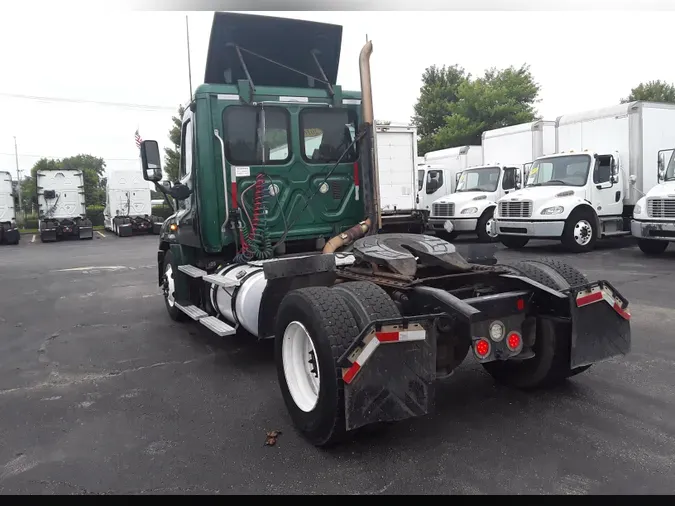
top-left (342, 362), bottom-right (361, 384)
top-left (576, 287), bottom-right (631, 321)
top-left (342, 328), bottom-right (427, 384)
top-left (230, 182), bottom-right (238, 209)
top-left (613, 301), bottom-right (631, 320)
top-left (576, 291), bottom-right (603, 307)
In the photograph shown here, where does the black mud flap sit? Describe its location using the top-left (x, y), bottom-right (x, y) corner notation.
top-left (337, 317), bottom-right (439, 432)
top-left (568, 281), bottom-right (631, 369)
top-left (79, 226), bottom-right (94, 239)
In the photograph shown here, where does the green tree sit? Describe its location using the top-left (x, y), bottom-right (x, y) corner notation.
top-left (622, 80), bottom-right (675, 104)
top-left (412, 65), bottom-right (468, 156)
top-left (420, 64), bottom-right (540, 149)
top-left (164, 105), bottom-right (185, 183)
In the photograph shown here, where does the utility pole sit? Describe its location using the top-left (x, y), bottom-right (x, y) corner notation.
top-left (13, 136), bottom-right (23, 215)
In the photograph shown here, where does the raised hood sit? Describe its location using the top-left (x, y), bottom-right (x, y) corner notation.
top-left (204, 12), bottom-right (343, 89)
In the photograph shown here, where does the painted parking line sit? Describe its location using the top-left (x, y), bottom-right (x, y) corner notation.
top-left (31, 235), bottom-right (36, 243)
top-left (96, 231), bottom-right (106, 238)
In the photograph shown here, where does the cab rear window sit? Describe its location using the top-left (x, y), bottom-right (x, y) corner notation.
top-left (223, 106), bottom-right (291, 165)
top-left (300, 108), bottom-right (358, 164)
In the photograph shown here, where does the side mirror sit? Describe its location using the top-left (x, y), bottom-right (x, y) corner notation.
top-left (140, 140), bottom-right (163, 182)
top-left (658, 169), bottom-right (666, 183)
top-left (169, 182), bottom-right (191, 201)
top-left (515, 170), bottom-right (522, 189)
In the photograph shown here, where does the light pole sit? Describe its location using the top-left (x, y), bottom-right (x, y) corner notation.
top-left (13, 136), bottom-right (23, 215)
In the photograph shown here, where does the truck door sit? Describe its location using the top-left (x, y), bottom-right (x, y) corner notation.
top-left (176, 109), bottom-right (200, 246)
top-left (419, 168), bottom-right (446, 214)
top-left (590, 154), bottom-right (623, 217)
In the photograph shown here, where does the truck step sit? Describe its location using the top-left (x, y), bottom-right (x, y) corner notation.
top-left (200, 316), bottom-right (236, 336)
top-left (603, 231), bottom-right (631, 237)
top-left (202, 273), bottom-right (239, 288)
top-left (175, 302), bottom-right (208, 320)
top-left (178, 265), bottom-right (207, 278)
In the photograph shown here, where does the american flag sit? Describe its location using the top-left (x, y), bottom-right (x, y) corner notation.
top-left (135, 129), bottom-right (143, 149)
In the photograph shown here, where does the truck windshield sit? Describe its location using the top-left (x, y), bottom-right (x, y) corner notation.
top-left (300, 108), bottom-right (358, 164)
top-left (417, 169), bottom-right (424, 191)
top-left (456, 167), bottom-right (500, 192)
top-left (526, 155), bottom-right (590, 187)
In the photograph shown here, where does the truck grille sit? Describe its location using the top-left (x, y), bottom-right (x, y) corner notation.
top-left (432, 203), bottom-right (454, 217)
top-left (647, 198), bottom-right (675, 219)
top-left (499, 201), bottom-right (532, 218)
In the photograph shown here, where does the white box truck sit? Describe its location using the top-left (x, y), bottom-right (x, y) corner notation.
top-left (104, 170), bottom-right (162, 237)
top-left (375, 121), bottom-right (425, 232)
top-left (494, 101), bottom-right (675, 252)
top-left (428, 121), bottom-right (555, 242)
top-left (0, 171), bottom-right (20, 245)
top-left (419, 145), bottom-right (482, 213)
top-left (631, 147), bottom-right (675, 254)
top-left (37, 169), bottom-right (93, 242)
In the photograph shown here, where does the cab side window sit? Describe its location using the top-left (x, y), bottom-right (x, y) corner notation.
top-left (502, 168), bottom-right (516, 190)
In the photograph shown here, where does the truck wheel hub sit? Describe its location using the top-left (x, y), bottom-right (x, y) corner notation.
top-left (486, 217), bottom-right (497, 238)
top-left (573, 220), bottom-right (592, 246)
top-left (282, 321), bottom-right (321, 413)
top-left (163, 264), bottom-right (175, 307)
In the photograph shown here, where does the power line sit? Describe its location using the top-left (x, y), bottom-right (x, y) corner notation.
top-left (0, 152), bottom-right (140, 161)
top-left (0, 92), bottom-right (179, 111)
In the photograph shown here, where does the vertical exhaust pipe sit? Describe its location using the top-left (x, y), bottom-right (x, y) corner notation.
top-left (358, 40), bottom-right (382, 231)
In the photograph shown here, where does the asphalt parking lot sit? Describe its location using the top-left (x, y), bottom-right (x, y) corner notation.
top-left (1, 232), bottom-right (674, 495)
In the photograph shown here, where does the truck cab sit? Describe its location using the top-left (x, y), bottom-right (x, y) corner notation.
top-left (416, 163), bottom-right (453, 218)
top-left (631, 148), bottom-right (675, 255)
top-left (0, 171), bottom-right (20, 245)
top-left (493, 151), bottom-right (625, 252)
top-left (429, 164), bottom-right (522, 242)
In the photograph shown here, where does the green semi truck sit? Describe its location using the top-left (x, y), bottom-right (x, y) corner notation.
top-left (139, 12), bottom-right (632, 447)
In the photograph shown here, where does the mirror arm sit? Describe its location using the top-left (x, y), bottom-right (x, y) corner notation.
top-left (154, 181), bottom-right (176, 213)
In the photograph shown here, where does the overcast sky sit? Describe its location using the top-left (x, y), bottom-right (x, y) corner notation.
top-left (1, 10), bottom-right (674, 181)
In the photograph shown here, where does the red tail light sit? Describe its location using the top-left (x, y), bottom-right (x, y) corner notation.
top-left (506, 332), bottom-right (522, 351)
top-left (516, 298), bottom-right (525, 311)
top-left (474, 339), bottom-right (491, 358)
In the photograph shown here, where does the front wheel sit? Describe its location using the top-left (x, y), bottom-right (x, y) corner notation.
top-left (562, 210), bottom-right (597, 253)
top-left (162, 251), bottom-right (187, 322)
top-left (476, 208), bottom-right (498, 243)
top-left (499, 235), bottom-right (530, 249)
top-left (275, 287), bottom-right (359, 447)
top-left (637, 239), bottom-right (669, 255)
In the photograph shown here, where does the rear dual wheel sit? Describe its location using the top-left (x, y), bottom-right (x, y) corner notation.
top-left (275, 282), bottom-right (400, 447)
top-left (483, 258), bottom-right (592, 389)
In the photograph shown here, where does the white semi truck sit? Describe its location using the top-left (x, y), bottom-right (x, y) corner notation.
top-left (494, 101), bottom-right (675, 252)
top-left (631, 147), bottom-right (675, 254)
top-left (0, 171), bottom-right (20, 245)
top-left (428, 120), bottom-right (555, 242)
top-left (37, 169), bottom-right (93, 242)
top-left (419, 145), bottom-right (482, 216)
top-left (103, 170), bottom-right (162, 237)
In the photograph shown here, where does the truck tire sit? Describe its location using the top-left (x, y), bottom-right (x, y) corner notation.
top-left (637, 239), bottom-right (668, 256)
top-left (275, 287), bottom-right (360, 447)
top-left (332, 281), bottom-right (401, 328)
top-left (561, 208), bottom-right (597, 253)
top-left (483, 259), bottom-right (591, 388)
top-left (499, 235), bottom-right (529, 249)
top-left (476, 207), bottom-right (498, 243)
top-left (162, 251), bottom-right (188, 322)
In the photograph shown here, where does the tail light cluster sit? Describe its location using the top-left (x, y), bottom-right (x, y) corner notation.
top-left (472, 318), bottom-right (523, 360)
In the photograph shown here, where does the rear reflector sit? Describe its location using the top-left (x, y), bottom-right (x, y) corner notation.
top-left (342, 328), bottom-right (426, 384)
top-left (576, 286), bottom-right (631, 320)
